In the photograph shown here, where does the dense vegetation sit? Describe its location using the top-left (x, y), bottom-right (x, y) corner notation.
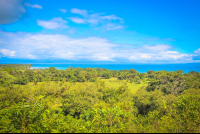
top-left (0, 64), bottom-right (200, 133)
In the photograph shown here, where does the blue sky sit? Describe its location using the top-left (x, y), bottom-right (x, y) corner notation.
top-left (0, 0), bottom-right (200, 64)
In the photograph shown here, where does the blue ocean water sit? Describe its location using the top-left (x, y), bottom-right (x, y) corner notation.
top-left (31, 63), bottom-right (200, 73)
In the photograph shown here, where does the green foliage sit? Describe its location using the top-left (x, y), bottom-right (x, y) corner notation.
top-left (61, 82), bottom-right (104, 117)
top-left (0, 64), bottom-right (31, 70)
top-left (105, 73), bottom-right (111, 79)
top-left (146, 70), bottom-right (200, 95)
top-left (134, 93), bottom-right (200, 133)
top-left (133, 88), bottom-right (165, 116)
top-left (0, 64), bottom-right (200, 133)
top-left (81, 105), bottom-right (134, 133)
top-left (0, 70), bottom-right (16, 86)
top-left (0, 97), bottom-right (45, 133)
top-left (172, 95), bottom-right (200, 132)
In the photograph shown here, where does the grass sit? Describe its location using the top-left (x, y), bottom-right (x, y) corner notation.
top-left (1, 78), bottom-right (149, 111)
top-left (11, 77), bottom-right (149, 96)
top-left (99, 77), bottom-right (149, 94)
top-left (30, 77), bottom-right (149, 95)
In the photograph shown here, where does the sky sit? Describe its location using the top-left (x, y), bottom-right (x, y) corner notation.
top-left (0, 0), bottom-right (200, 64)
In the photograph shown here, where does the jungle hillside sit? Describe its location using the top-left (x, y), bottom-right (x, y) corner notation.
top-left (0, 64), bottom-right (200, 133)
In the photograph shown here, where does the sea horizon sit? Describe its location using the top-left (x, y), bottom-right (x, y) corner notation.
top-left (25, 63), bottom-right (200, 73)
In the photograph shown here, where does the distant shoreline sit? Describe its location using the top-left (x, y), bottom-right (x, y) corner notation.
top-left (30, 63), bottom-right (200, 73)
top-left (30, 67), bottom-right (49, 70)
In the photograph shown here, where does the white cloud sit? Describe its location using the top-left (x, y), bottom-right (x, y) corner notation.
top-left (68, 28), bottom-right (76, 34)
top-left (194, 48), bottom-right (200, 54)
top-left (0, 49), bottom-right (15, 57)
top-left (68, 8), bottom-right (124, 30)
top-left (166, 51), bottom-right (179, 54)
top-left (128, 51), bottom-right (191, 62)
top-left (93, 56), bottom-right (113, 61)
top-left (193, 48), bottom-right (200, 60)
top-left (142, 37), bottom-right (176, 42)
top-left (25, 2), bottom-right (42, 9)
top-left (68, 17), bottom-right (85, 24)
top-left (162, 38), bottom-right (176, 41)
top-left (0, 32), bottom-right (118, 61)
top-left (143, 44), bottom-right (172, 51)
top-left (37, 17), bottom-right (68, 29)
top-left (27, 54), bottom-right (36, 59)
top-left (156, 51), bottom-right (190, 60)
top-left (70, 8), bottom-right (88, 17)
top-left (105, 24), bottom-right (124, 30)
top-left (140, 54), bottom-right (152, 60)
top-left (0, 31), bottom-right (197, 63)
top-left (59, 9), bottom-right (67, 13)
top-left (130, 56), bottom-right (137, 60)
top-left (100, 14), bottom-right (124, 23)
top-left (87, 19), bottom-right (99, 24)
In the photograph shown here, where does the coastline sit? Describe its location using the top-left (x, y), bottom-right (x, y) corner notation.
top-left (30, 63), bottom-right (200, 73)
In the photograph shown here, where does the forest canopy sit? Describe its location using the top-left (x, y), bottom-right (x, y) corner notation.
top-left (0, 64), bottom-right (199, 133)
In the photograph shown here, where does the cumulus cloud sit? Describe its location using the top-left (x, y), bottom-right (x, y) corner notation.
top-left (37, 17), bottom-right (68, 29)
top-left (0, 32), bottom-right (117, 61)
top-left (193, 48), bottom-right (200, 60)
top-left (100, 14), bottom-right (124, 23)
top-left (68, 17), bottom-right (85, 24)
top-left (68, 8), bottom-right (124, 30)
top-left (128, 51), bottom-right (191, 62)
top-left (155, 51), bottom-right (190, 60)
top-left (25, 2), bottom-right (42, 9)
top-left (0, 31), bottom-right (197, 63)
top-left (143, 44), bottom-right (172, 51)
top-left (140, 54), bottom-right (152, 60)
top-left (194, 48), bottom-right (200, 54)
top-left (0, 0), bottom-right (27, 24)
top-left (59, 9), bottom-right (67, 13)
top-left (70, 8), bottom-right (88, 17)
top-left (104, 24), bottom-right (124, 30)
top-left (0, 49), bottom-right (15, 57)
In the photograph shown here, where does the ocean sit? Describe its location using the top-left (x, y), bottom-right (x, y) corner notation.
top-left (31, 63), bottom-right (200, 73)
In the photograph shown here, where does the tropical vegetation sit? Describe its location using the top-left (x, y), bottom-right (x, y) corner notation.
top-left (0, 64), bottom-right (199, 133)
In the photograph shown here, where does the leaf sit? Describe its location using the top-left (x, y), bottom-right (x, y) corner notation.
top-left (37, 95), bottom-right (44, 100)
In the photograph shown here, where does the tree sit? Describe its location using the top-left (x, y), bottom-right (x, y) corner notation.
top-left (105, 73), bottom-right (111, 79)
top-left (0, 71), bottom-right (16, 86)
top-left (33, 78), bottom-right (37, 85)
